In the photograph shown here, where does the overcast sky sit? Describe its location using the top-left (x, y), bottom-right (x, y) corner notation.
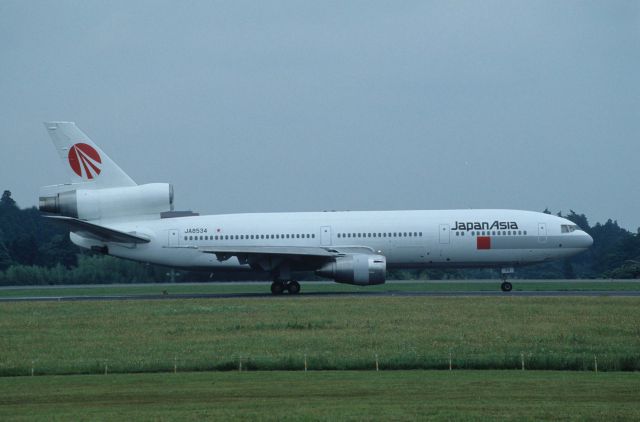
top-left (1, 1), bottom-right (638, 229)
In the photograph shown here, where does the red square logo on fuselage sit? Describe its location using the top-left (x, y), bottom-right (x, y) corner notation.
top-left (477, 236), bottom-right (491, 250)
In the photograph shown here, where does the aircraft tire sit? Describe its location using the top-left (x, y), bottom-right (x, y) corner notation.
top-left (500, 281), bottom-right (513, 292)
top-left (287, 281), bottom-right (301, 295)
top-left (271, 281), bottom-right (286, 295)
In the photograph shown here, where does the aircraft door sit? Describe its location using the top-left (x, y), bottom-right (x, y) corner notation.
top-left (538, 222), bottom-right (547, 243)
top-left (320, 226), bottom-right (332, 246)
top-left (439, 224), bottom-right (450, 244)
top-left (167, 229), bottom-right (180, 247)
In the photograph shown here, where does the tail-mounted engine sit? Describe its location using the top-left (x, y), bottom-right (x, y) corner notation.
top-left (39, 183), bottom-right (173, 220)
top-left (316, 254), bottom-right (386, 286)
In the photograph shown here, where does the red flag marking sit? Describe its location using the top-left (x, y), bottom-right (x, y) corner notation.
top-left (477, 236), bottom-right (491, 250)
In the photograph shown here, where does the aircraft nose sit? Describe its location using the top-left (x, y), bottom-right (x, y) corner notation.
top-left (580, 232), bottom-right (594, 248)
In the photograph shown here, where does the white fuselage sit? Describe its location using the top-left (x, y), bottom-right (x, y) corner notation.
top-left (71, 209), bottom-right (593, 273)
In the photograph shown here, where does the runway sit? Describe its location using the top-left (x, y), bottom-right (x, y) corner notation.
top-left (1, 290), bottom-right (639, 302)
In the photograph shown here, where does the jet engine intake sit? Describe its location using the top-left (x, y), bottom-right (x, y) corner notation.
top-left (39, 183), bottom-right (173, 220)
top-left (316, 254), bottom-right (386, 285)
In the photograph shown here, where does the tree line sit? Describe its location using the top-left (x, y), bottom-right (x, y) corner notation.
top-left (1, 190), bottom-right (639, 285)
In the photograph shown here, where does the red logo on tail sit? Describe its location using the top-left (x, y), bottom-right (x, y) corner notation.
top-left (68, 143), bottom-right (102, 179)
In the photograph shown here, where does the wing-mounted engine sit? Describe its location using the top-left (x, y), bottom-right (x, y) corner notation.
top-left (39, 183), bottom-right (173, 220)
top-left (316, 254), bottom-right (386, 285)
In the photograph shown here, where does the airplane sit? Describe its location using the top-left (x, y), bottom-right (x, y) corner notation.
top-left (39, 122), bottom-right (593, 294)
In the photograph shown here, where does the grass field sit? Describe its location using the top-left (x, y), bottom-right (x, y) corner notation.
top-left (1, 279), bottom-right (639, 298)
top-left (1, 296), bottom-right (638, 376)
top-left (1, 371), bottom-right (639, 420)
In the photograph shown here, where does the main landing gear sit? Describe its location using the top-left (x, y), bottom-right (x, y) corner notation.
top-left (270, 280), bottom-right (301, 295)
top-left (500, 267), bottom-right (514, 292)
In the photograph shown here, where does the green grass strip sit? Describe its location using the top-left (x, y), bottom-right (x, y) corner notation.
top-left (0, 371), bottom-right (639, 420)
top-left (1, 296), bottom-right (639, 375)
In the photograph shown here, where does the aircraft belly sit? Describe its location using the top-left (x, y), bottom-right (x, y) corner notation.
top-left (389, 246), bottom-right (427, 265)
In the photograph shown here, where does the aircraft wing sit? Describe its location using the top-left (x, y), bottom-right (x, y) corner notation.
top-left (44, 215), bottom-right (150, 244)
top-left (169, 245), bottom-right (376, 263)
top-left (200, 245), bottom-right (337, 257)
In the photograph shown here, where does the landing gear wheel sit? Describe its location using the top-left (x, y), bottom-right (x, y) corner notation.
top-left (501, 281), bottom-right (513, 292)
top-left (271, 281), bottom-right (286, 295)
top-left (287, 281), bottom-right (301, 295)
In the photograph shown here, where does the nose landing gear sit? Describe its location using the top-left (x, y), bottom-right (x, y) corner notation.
top-left (500, 280), bottom-right (513, 292)
top-left (500, 267), bottom-right (514, 292)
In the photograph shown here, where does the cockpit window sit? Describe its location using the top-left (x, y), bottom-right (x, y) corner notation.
top-left (561, 224), bottom-right (578, 233)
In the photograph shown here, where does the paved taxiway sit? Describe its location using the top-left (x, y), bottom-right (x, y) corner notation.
top-left (1, 290), bottom-right (639, 302)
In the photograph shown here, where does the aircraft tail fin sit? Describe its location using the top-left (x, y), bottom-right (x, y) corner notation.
top-left (43, 122), bottom-right (136, 189)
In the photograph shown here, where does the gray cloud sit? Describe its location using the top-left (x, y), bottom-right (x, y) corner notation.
top-left (1, 1), bottom-right (638, 228)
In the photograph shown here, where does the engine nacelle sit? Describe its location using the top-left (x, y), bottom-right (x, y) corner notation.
top-left (316, 254), bottom-right (386, 285)
top-left (39, 183), bottom-right (173, 220)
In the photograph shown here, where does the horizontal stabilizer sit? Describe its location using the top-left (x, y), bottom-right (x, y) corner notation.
top-left (44, 216), bottom-right (150, 244)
